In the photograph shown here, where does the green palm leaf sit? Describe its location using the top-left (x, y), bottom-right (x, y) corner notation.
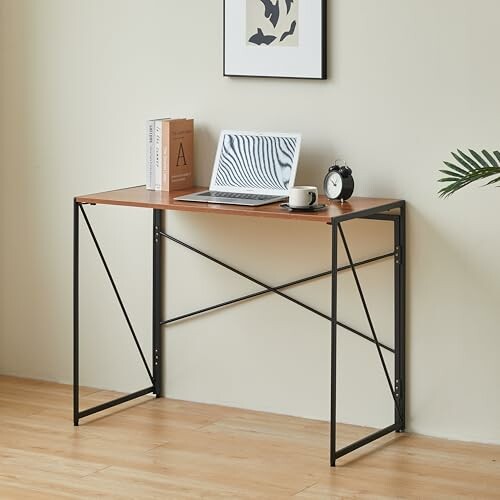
top-left (438, 149), bottom-right (500, 198)
top-left (482, 150), bottom-right (498, 168)
top-left (452, 151), bottom-right (475, 171)
top-left (457, 150), bottom-right (479, 170)
top-left (469, 149), bottom-right (489, 168)
top-left (443, 161), bottom-right (468, 176)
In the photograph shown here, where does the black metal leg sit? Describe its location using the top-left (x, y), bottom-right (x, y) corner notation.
top-left (73, 200), bottom-right (80, 426)
top-left (73, 204), bottom-right (155, 423)
top-left (153, 209), bottom-right (162, 397)
top-left (395, 202), bottom-right (406, 431)
top-left (332, 206), bottom-right (406, 464)
top-left (330, 219), bottom-right (338, 467)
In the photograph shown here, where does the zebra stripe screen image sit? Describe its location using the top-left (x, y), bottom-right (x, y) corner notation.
top-left (214, 133), bottom-right (298, 190)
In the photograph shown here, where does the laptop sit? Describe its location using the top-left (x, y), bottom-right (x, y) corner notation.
top-left (175, 130), bottom-right (301, 206)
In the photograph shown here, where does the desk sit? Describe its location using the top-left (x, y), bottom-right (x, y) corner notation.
top-left (74, 185), bottom-right (406, 466)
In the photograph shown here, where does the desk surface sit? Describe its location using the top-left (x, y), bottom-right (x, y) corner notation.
top-left (76, 186), bottom-right (403, 223)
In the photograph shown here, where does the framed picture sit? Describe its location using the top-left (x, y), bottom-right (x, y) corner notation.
top-left (224, 0), bottom-right (327, 80)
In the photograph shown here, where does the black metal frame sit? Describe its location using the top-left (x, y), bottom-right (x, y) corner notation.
top-left (73, 199), bottom-right (405, 466)
top-left (223, 0), bottom-right (327, 80)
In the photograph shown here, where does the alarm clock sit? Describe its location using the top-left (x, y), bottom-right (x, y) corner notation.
top-left (324, 162), bottom-right (354, 202)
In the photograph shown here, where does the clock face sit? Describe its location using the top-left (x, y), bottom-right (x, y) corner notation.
top-left (326, 171), bottom-right (343, 199)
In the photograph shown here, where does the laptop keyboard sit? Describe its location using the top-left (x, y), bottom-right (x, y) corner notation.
top-left (203, 191), bottom-right (278, 201)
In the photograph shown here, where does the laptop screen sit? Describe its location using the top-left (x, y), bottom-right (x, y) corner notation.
top-left (212, 132), bottom-right (300, 193)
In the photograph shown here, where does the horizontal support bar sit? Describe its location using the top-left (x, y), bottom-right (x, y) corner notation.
top-left (78, 386), bottom-right (155, 420)
top-left (330, 201), bottom-right (404, 224)
top-left (163, 252), bottom-right (394, 327)
top-left (335, 423), bottom-right (397, 460)
top-left (360, 214), bottom-right (400, 222)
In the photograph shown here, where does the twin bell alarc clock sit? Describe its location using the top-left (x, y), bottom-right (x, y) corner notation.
top-left (323, 160), bottom-right (354, 202)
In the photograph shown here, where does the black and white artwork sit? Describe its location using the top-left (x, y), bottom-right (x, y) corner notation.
top-left (214, 133), bottom-right (299, 190)
top-left (224, 0), bottom-right (326, 79)
top-left (246, 0), bottom-right (299, 47)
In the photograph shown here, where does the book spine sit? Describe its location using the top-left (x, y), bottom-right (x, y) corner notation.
top-left (146, 120), bottom-right (155, 190)
top-left (168, 119), bottom-right (193, 190)
top-left (154, 120), bottom-right (162, 191)
top-left (161, 121), bottom-right (170, 191)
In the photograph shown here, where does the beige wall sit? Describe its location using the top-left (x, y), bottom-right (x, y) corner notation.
top-left (1, 0), bottom-right (499, 444)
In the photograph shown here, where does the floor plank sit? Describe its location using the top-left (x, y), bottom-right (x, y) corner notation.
top-left (0, 376), bottom-right (499, 498)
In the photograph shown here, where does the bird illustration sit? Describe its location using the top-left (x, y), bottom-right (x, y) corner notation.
top-left (249, 28), bottom-right (277, 46)
top-left (285, 0), bottom-right (294, 14)
top-left (259, 0), bottom-right (280, 28)
top-left (280, 20), bottom-right (296, 42)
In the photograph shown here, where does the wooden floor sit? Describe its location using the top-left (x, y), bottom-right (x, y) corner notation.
top-left (0, 377), bottom-right (499, 499)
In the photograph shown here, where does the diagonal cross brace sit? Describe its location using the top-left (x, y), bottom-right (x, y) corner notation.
top-left (159, 231), bottom-right (395, 354)
top-left (162, 252), bottom-right (394, 329)
top-left (79, 205), bottom-right (154, 386)
top-left (337, 222), bottom-right (403, 422)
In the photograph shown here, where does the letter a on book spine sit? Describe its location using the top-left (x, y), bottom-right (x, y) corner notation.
top-left (160, 118), bottom-right (194, 191)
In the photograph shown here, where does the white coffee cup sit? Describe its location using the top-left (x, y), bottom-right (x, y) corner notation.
top-left (289, 186), bottom-right (318, 208)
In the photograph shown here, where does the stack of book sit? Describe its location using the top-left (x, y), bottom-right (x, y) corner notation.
top-left (146, 118), bottom-right (194, 191)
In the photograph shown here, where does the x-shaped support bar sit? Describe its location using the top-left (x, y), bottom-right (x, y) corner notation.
top-left (159, 231), bottom-right (395, 354)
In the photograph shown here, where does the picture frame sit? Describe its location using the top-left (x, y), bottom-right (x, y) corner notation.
top-left (223, 0), bottom-right (327, 80)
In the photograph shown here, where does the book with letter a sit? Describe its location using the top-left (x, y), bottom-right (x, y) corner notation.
top-left (160, 118), bottom-right (194, 191)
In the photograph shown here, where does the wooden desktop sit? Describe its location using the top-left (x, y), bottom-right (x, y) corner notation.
top-left (76, 185), bottom-right (401, 223)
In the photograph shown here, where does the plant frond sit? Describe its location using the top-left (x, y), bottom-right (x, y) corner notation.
top-left (457, 150), bottom-right (480, 170)
top-left (482, 150), bottom-right (498, 168)
top-left (469, 149), bottom-right (489, 168)
top-left (443, 162), bottom-right (468, 176)
top-left (451, 152), bottom-right (475, 172)
top-left (438, 177), bottom-right (462, 183)
top-left (439, 168), bottom-right (462, 178)
top-left (438, 149), bottom-right (500, 198)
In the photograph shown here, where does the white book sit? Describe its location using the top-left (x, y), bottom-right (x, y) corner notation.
top-left (154, 120), bottom-right (163, 191)
top-left (146, 120), bottom-right (155, 190)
